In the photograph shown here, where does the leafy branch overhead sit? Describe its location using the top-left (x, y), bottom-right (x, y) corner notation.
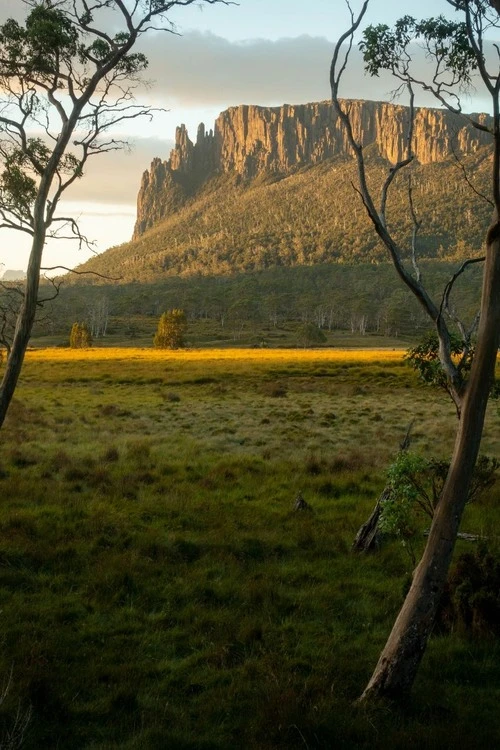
top-left (361, 16), bottom-right (478, 89)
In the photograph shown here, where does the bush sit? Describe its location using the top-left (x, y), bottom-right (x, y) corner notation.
top-left (153, 309), bottom-right (187, 349)
top-left (439, 544), bottom-right (500, 637)
top-left (69, 322), bottom-right (92, 348)
top-left (379, 451), bottom-right (498, 562)
top-left (297, 323), bottom-right (327, 348)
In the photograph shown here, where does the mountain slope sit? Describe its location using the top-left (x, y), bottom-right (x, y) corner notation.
top-left (76, 99), bottom-right (493, 283)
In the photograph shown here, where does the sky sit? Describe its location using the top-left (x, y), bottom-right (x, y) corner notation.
top-left (0, 0), bottom-right (494, 275)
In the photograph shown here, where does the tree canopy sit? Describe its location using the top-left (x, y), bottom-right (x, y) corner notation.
top-left (154, 309), bottom-right (187, 349)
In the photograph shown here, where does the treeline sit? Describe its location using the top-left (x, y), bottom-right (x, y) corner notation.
top-left (34, 261), bottom-right (483, 343)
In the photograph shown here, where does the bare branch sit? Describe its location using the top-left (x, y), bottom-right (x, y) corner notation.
top-left (450, 139), bottom-right (494, 208)
top-left (380, 83), bottom-right (415, 227)
top-left (331, 2), bottom-right (462, 405)
top-left (440, 256), bottom-right (486, 324)
top-left (40, 265), bottom-right (122, 281)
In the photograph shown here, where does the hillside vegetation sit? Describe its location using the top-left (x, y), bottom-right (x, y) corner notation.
top-left (31, 257), bottom-right (483, 347)
top-left (75, 148), bottom-right (491, 283)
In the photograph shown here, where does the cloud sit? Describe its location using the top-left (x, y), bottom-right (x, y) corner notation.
top-left (137, 32), bottom-right (333, 106)
top-left (0, 1), bottom-right (27, 22)
top-left (136, 31), bottom-right (490, 114)
top-left (137, 32), bottom-right (417, 109)
top-left (65, 137), bottom-right (174, 205)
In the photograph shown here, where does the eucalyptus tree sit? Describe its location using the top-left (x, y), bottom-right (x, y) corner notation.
top-left (0, 0), bottom-right (230, 428)
top-left (331, 0), bottom-right (500, 701)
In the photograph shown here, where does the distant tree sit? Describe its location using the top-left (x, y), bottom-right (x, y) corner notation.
top-left (154, 309), bottom-right (187, 349)
top-left (0, 0), bottom-right (232, 430)
top-left (69, 322), bottom-right (92, 349)
top-left (331, 0), bottom-right (500, 701)
top-left (297, 322), bottom-right (327, 348)
top-left (87, 296), bottom-right (109, 338)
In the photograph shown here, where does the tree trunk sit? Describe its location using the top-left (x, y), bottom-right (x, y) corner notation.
top-left (359, 234), bottom-right (500, 701)
top-left (0, 233), bottom-right (45, 429)
top-left (352, 488), bottom-right (387, 552)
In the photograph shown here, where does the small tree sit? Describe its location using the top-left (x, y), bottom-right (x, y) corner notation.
top-left (154, 309), bottom-right (187, 349)
top-left (297, 322), bottom-right (327, 348)
top-left (379, 451), bottom-right (498, 562)
top-left (69, 321), bottom-right (92, 348)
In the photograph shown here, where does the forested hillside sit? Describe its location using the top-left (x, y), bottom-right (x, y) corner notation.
top-left (74, 99), bottom-right (492, 283)
top-left (34, 260), bottom-right (483, 345)
top-left (73, 147), bottom-right (490, 283)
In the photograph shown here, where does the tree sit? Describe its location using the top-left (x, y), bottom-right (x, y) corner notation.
top-left (0, 0), bottom-right (231, 430)
top-left (69, 321), bottom-right (92, 348)
top-left (87, 295), bottom-right (109, 338)
top-left (154, 309), bottom-right (187, 349)
top-left (331, 0), bottom-right (500, 701)
top-left (297, 321), bottom-right (327, 348)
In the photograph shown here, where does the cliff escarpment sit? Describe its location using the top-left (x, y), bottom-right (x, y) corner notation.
top-left (133, 99), bottom-right (491, 237)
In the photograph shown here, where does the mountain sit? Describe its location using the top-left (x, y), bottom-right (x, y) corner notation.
top-left (1, 269), bottom-right (26, 281)
top-left (76, 99), bottom-right (493, 283)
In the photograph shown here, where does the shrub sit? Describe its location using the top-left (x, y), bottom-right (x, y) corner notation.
top-left (379, 451), bottom-right (498, 561)
top-left (439, 544), bottom-right (500, 637)
top-left (69, 322), bottom-right (92, 348)
top-left (297, 322), bottom-right (327, 348)
top-left (153, 309), bottom-right (187, 349)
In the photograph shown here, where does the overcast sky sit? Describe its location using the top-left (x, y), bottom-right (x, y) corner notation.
top-left (0, 0), bottom-right (495, 274)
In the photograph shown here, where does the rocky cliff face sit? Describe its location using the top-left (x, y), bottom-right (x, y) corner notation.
top-left (134, 99), bottom-right (491, 237)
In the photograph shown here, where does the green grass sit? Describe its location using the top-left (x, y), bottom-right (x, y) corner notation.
top-left (0, 349), bottom-right (499, 748)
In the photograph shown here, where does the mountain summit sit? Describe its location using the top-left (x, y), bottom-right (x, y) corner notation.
top-left (133, 99), bottom-right (491, 238)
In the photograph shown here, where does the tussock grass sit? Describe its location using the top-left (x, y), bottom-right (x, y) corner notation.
top-left (0, 348), bottom-right (499, 747)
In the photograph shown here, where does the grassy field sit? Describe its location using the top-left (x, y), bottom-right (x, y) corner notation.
top-left (0, 347), bottom-right (499, 749)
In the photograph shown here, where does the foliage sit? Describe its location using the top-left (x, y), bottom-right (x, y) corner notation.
top-left (153, 308), bottom-right (187, 349)
top-left (380, 451), bottom-right (499, 554)
top-left (405, 331), bottom-right (473, 394)
top-left (441, 543), bottom-right (500, 637)
top-left (406, 332), bottom-right (500, 405)
top-left (69, 322), bottom-right (92, 348)
top-left (360, 16), bottom-right (478, 83)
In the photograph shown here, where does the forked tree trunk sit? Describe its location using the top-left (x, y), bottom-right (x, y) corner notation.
top-left (359, 232), bottom-right (500, 701)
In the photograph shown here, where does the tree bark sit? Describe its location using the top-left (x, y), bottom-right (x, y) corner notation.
top-left (352, 489), bottom-right (386, 552)
top-left (0, 225), bottom-right (45, 429)
top-left (359, 232), bottom-right (500, 701)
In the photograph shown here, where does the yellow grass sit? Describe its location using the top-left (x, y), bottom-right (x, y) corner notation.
top-left (10, 345), bottom-right (499, 465)
top-left (26, 346), bottom-right (406, 364)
